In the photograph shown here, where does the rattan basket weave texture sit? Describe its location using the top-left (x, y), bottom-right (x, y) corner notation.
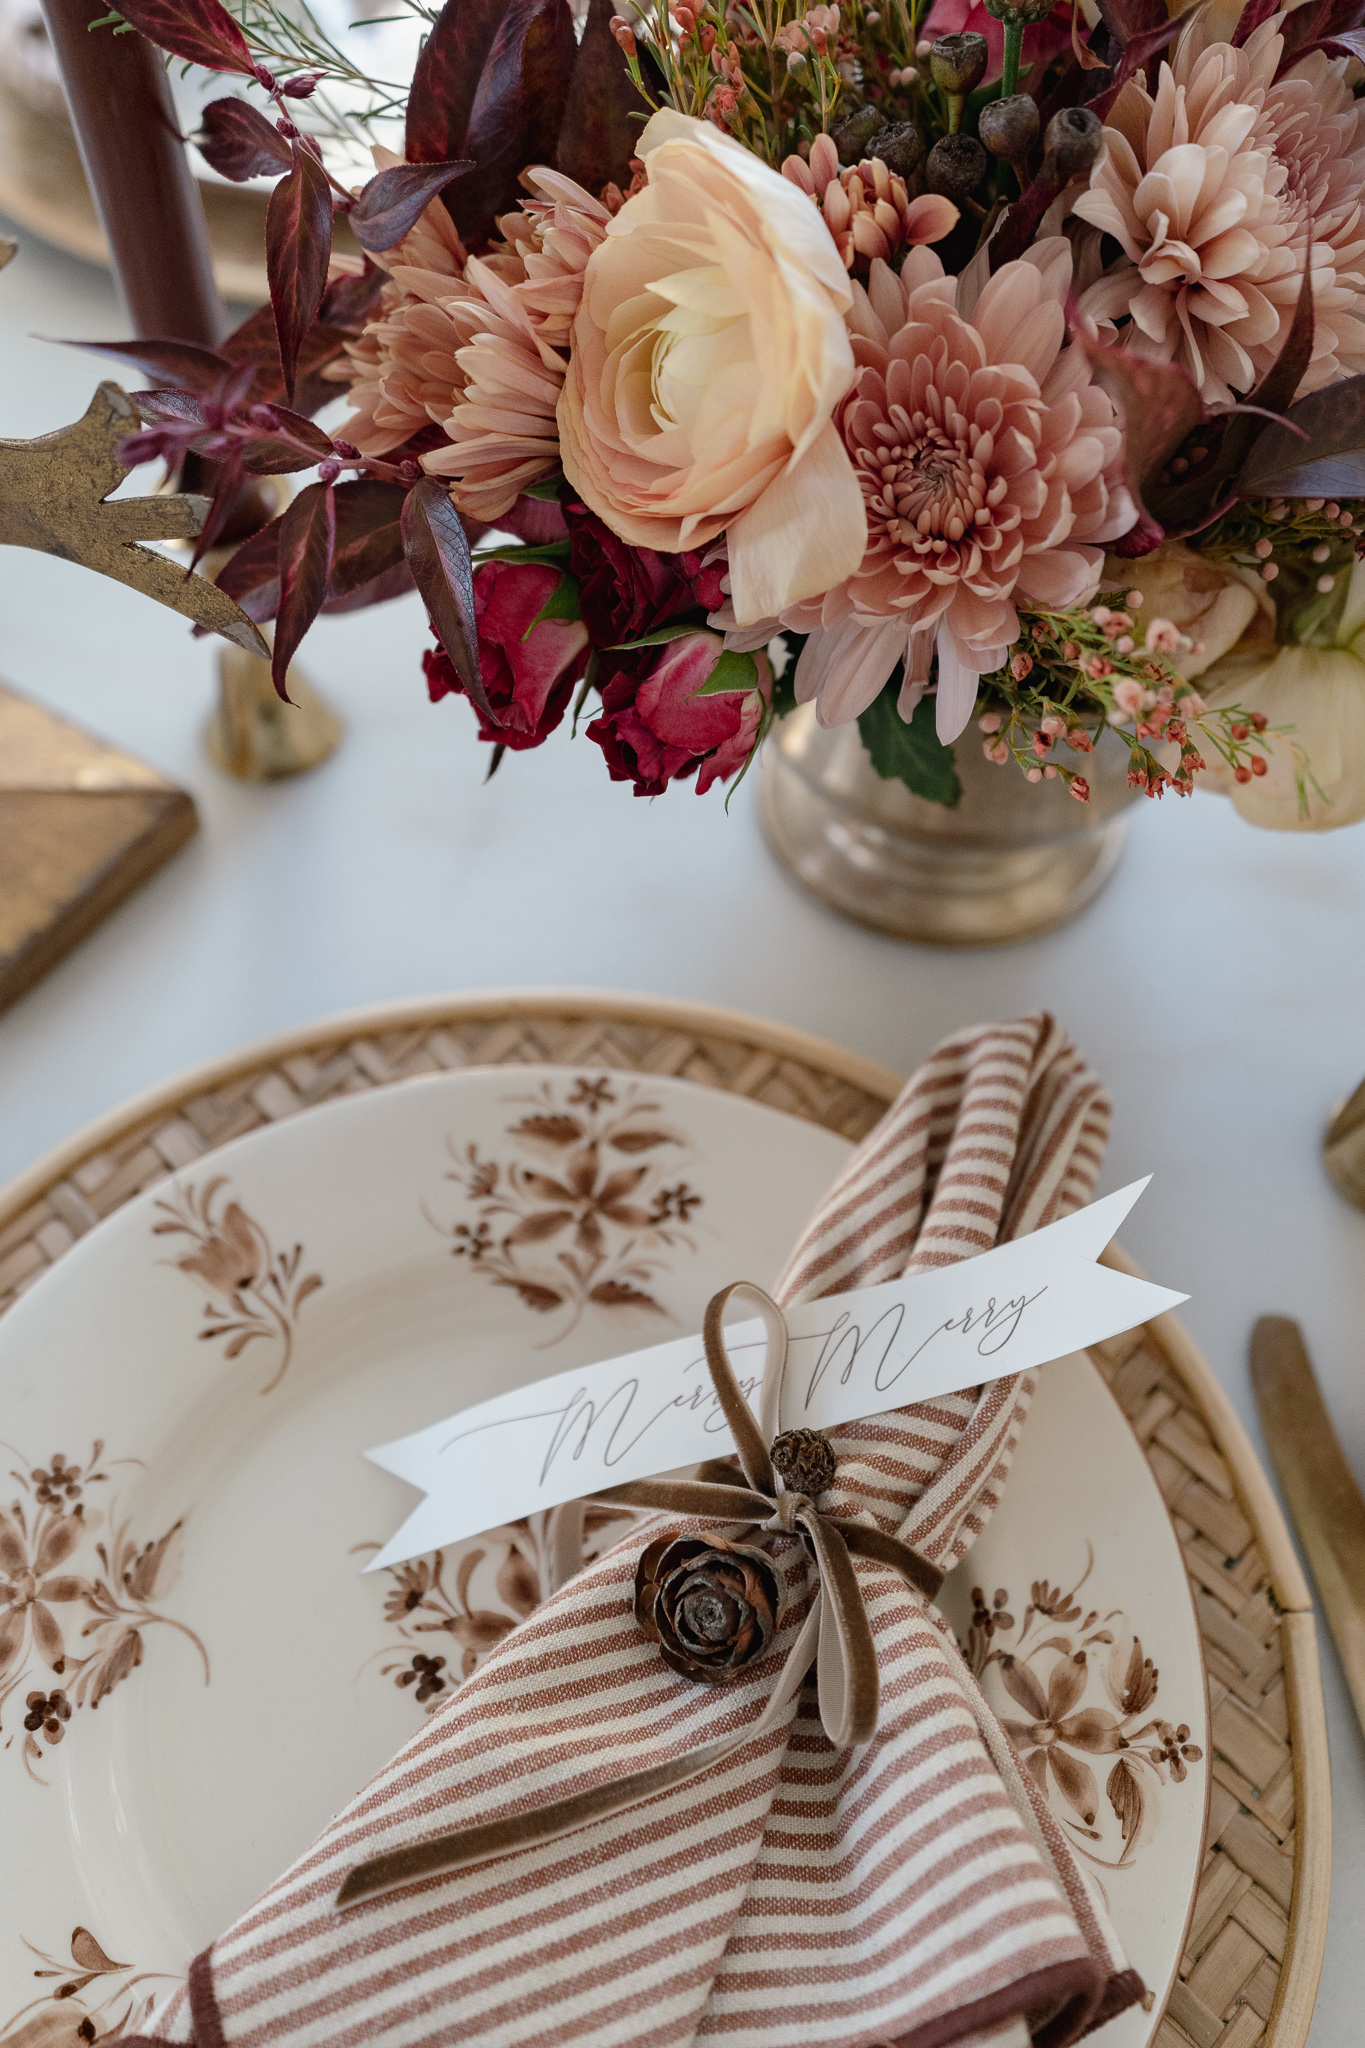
top-left (0, 993), bottom-right (1329, 2048)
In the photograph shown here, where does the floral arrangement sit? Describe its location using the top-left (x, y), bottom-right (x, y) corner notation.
top-left (84, 0), bottom-right (1365, 826)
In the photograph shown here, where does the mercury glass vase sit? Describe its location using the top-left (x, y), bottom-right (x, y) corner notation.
top-left (758, 704), bottom-right (1138, 946)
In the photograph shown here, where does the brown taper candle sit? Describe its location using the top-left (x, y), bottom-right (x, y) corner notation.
top-left (40, 0), bottom-right (224, 344)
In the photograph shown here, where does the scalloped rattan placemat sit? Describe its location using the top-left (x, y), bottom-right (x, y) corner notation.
top-left (0, 992), bottom-right (1330, 2048)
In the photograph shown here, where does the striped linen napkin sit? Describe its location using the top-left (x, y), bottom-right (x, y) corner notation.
top-left (133, 1012), bottom-right (1144, 2048)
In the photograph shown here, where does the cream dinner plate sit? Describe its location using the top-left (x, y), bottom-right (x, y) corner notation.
top-left (0, 1067), bottom-right (1206, 2045)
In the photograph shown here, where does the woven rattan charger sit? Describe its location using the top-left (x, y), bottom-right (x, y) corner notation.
top-left (0, 991), bottom-right (1330, 2048)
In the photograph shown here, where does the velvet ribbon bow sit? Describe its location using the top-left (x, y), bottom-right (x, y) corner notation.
top-left (338, 1281), bottom-right (944, 1909)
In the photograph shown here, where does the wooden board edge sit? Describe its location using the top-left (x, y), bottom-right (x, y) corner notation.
top-left (1100, 1242), bottom-right (1315, 1617)
top-left (0, 788), bottom-right (198, 1021)
top-left (0, 990), bottom-right (905, 1231)
top-left (1263, 1609), bottom-right (1332, 2048)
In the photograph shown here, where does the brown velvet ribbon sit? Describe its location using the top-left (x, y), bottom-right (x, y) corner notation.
top-left (336, 1281), bottom-right (944, 1909)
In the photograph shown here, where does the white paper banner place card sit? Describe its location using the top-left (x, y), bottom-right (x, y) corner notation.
top-left (365, 1178), bottom-right (1185, 1570)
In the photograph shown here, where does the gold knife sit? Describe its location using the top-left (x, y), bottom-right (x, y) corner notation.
top-left (1251, 1315), bottom-right (1365, 1738)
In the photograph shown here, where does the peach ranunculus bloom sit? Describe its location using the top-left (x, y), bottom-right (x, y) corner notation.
top-left (556, 109), bottom-right (869, 626)
top-left (1195, 557), bottom-right (1365, 830)
top-left (1107, 541), bottom-right (1270, 679)
top-left (775, 240), bottom-right (1136, 743)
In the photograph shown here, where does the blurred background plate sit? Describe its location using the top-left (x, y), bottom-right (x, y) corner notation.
top-left (0, 0), bottom-right (405, 303)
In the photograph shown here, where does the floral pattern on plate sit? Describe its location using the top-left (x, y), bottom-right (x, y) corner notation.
top-left (2, 1925), bottom-right (178, 2044)
top-left (153, 1179), bottom-right (323, 1394)
top-left (962, 1550), bottom-right (1203, 1874)
top-left (426, 1075), bottom-right (704, 1336)
top-left (358, 1505), bottom-right (638, 1704)
top-left (0, 1443), bottom-right (208, 1784)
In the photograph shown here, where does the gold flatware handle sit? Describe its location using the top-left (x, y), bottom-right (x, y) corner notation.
top-left (1251, 1315), bottom-right (1365, 1737)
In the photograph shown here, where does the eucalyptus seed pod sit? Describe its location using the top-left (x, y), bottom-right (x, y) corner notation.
top-left (864, 120), bottom-right (922, 180)
top-left (978, 92), bottom-right (1040, 166)
top-left (830, 103), bottom-right (886, 165)
top-left (983, 0), bottom-right (1062, 21)
top-left (1043, 105), bottom-right (1103, 182)
top-left (926, 132), bottom-right (988, 203)
top-left (929, 31), bottom-right (988, 96)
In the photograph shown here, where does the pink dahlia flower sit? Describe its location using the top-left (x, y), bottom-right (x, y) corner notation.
top-left (422, 171), bottom-right (612, 521)
top-left (339, 162), bottom-right (609, 516)
top-left (779, 241), bottom-right (1135, 743)
top-left (1075, 18), bottom-right (1365, 403)
top-left (338, 161), bottom-right (470, 457)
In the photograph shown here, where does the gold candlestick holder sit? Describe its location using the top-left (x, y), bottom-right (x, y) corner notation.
top-left (207, 641), bottom-right (343, 781)
top-left (1324, 1079), bottom-right (1365, 1211)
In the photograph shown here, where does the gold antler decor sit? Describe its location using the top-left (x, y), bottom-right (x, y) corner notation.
top-left (0, 381), bottom-right (267, 654)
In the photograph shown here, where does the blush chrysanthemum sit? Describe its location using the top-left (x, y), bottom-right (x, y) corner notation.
top-left (777, 240), bottom-right (1134, 741)
top-left (338, 164), bottom-right (609, 516)
top-left (337, 164), bottom-right (471, 457)
top-left (1075, 18), bottom-right (1365, 403)
top-left (420, 170), bottom-right (611, 521)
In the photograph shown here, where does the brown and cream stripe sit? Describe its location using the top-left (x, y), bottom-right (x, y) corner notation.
top-left (135, 1013), bottom-right (1141, 2048)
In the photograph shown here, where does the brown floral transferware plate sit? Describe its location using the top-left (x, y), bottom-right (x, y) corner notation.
top-left (0, 1067), bottom-right (1206, 2045)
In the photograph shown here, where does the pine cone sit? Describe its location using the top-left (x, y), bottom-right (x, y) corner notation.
top-left (770, 1427), bottom-right (837, 1498)
top-left (780, 133), bottom-right (958, 277)
top-left (635, 1533), bottom-right (782, 1684)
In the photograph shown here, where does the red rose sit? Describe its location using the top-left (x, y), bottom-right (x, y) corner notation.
top-left (587, 631), bottom-right (771, 796)
top-left (424, 558), bottom-right (589, 750)
top-left (565, 501), bottom-right (726, 646)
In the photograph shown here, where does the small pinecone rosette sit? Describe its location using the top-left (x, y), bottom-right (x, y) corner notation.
top-left (634, 1534), bottom-right (783, 1684)
top-left (769, 1427), bottom-right (838, 1498)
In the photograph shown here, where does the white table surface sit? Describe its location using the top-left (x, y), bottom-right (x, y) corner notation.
top-left (2, 218), bottom-right (1363, 2042)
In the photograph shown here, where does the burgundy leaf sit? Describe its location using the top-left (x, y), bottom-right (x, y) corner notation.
top-left (129, 386), bottom-right (211, 425)
top-left (216, 261), bottom-right (383, 413)
top-left (1276, 0), bottom-right (1365, 70)
top-left (401, 476), bottom-right (495, 720)
top-left (1232, 0), bottom-right (1280, 43)
top-left (1149, 262), bottom-right (1314, 532)
top-left (319, 260), bottom-right (388, 331)
top-left (557, 0), bottom-right (652, 193)
top-left (1072, 330), bottom-right (1205, 554)
top-left (405, 0), bottom-right (511, 166)
top-left (225, 485), bottom-right (414, 624)
top-left (1241, 373), bottom-right (1365, 495)
top-left (321, 557), bottom-right (416, 613)
top-left (518, 0), bottom-right (577, 170)
top-left (1247, 258), bottom-right (1316, 418)
top-left (113, 0), bottom-right (254, 74)
top-left (266, 141), bottom-right (334, 405)
top-left (239, 404), bottom-right (336, 473)
top-left (1093, 0), bottom-right (1166, 48)
top-left (349, 160), bottom-right (474, 254)
top-left (272, 481), bottom-right (336, 698)
top-left (1106, 7), bottom-right (1194, 87)
top-left (989, 181), bottom-right (1061, 271)
top-left (1241, 449), bottom-right (1365, 498)
top-left (196, 98), bottom-right (294, 183)
top-left (324, 479), bottom-right (409, 601)
top-left (1304, 27), bottom-right (1365, 59)
top-left (132, 385), bottom-right (333, 475)
top-left (190, 451), bottom-right (248, 572)
top-left (55, 335), bottom-right (232, 392)
top-left (215, 513), bottom-right (284, 623)
top-left (218, 306), bottom-right (353, 417)
top-left (454, 0), bottom-right (576, 245)
top-left (218, 301), bottom-right (278, 373)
